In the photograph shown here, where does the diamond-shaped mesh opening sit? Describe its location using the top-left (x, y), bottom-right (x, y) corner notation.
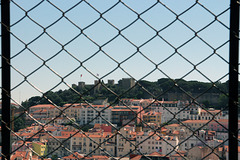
top-left (1, 0), bottom-right (239, 160)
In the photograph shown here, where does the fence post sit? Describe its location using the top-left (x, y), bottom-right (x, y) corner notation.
top-left (1, 0), bottom-right (11, 159)
top-left (229, 0), bottom-right (239, 159)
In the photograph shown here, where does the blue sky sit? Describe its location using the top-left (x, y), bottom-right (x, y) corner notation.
top-left (2, 0), bottom-right (232, 103)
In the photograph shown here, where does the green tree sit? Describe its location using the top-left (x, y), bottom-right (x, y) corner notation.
top-left (51, 154), bottom-right (58, 160)
top-left (218, 94), bottom-right (228, 109)
top-left (202, 100), bottom-right (210, 108)
top-left (14, 115), bottom-right (25, 132)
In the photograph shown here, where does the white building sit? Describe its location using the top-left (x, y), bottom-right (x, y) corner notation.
top-left (151, 100), bottom-right (200, 123)
top-left (198, 108), bottom-right (224, 120)
top-left (79, 104), bottom-right (112, 125)
top-left (48, 103), bottom-right (112, 126)
top-left (136, 131), bottom-right (179, 156)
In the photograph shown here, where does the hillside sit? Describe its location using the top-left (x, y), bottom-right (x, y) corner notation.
top-left (21, 78), bottom-right (229, 109)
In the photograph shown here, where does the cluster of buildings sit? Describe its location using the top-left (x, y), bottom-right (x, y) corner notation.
top-left (11, 119), bottom-right (236, 160)
top-left (10, 98), bottom-right (236, 159)
top-left (28, 99), bottom-right (228, 127)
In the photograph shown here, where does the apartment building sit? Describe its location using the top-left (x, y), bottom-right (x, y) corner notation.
top-left (47, 135), bottom-right (71, 157)
top-left (29, 104), bottom-right (55, 114)
top-left (136, 131), bottom-right (179, 156)
top-left (181, 120), bottom-right (209, 131)
top-left (28, 104), bottom-right (55, 121)
top-left (120, 99), bottom-right (228, 124)
top-left (12, 141), bottom-right (32, 152)
top-left (69, 131), bottom-right (115, 156)
top-left (154, 101), bottom-right (202, 123)
top-left (142, 111), bottom-right (162, 127)
top-left (80, 105), bottom-right (112, 125)
top-left (187, 146), bottom-right (224, 160)
top-left (198, 108), bottom-right (223, 120)
top-left (48, 103), bottom-right (112, 126)
top-left (208, 119), bottom-right (228, 132)
top-left (32, 141), bottom-right (48, 156)
top-left (117, 127), bottom-right (136, 157)
top-left (165, 121), bottom-right (224, 152)
top-left (119, 98), bottom-right (154, 109)
top-left (112, 106), bottom-right (142, 126)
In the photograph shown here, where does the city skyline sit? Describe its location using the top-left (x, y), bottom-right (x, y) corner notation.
top-left (5, 0), bottom-right (231, 103)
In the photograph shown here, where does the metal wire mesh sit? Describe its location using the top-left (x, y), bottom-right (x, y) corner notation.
top-left (1, 0), bottom-right (239, 159)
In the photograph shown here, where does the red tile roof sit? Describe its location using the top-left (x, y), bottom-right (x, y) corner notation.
top-left (130, 155), bottom-right (142, 160)
top-left (11, 151), bottom-right (31, 160)
top-left (90, 155), bottom-right (109, 160)
top-left (149, 152), bottom-right (164, 157)
top-left (30, 104), bottom-right (55, 108)
top-left (142, 111), bottom-right (161, 116)
top-left (62, 152), bottom-right (85, 159)
top-left (182, 120), bottom-right (209, 123)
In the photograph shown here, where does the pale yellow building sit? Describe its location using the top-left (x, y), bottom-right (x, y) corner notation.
top-left (142, 111), bottom-right (162, 126)
top-left (32, 141), bottom-right (47, 156)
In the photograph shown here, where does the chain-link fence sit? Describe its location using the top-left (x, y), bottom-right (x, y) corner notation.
top-left (1, 0), bottom-right (239, 160)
